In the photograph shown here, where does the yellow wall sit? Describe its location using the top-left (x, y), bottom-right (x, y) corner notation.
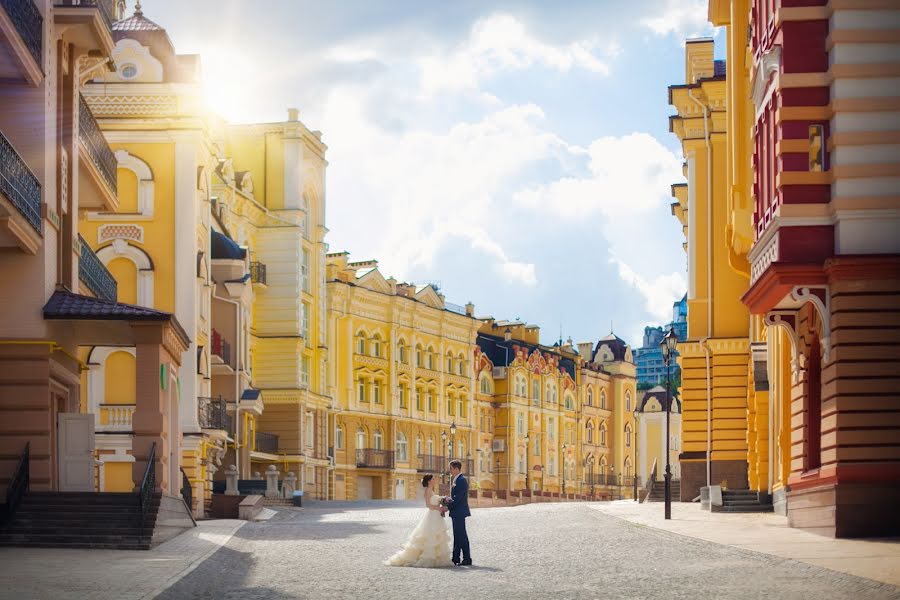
top-left (105, 351), bottom-right (135, 405)
top-left (107, 258), bottom-right (137, 305)
top-left (104, 462), bottom-right (133, 493)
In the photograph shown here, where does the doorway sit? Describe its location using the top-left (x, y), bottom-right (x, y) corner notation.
top-left (357, 475), bottom-right (373, 500)
top-left (395, 478), bottom-right (406, 500)
top-left (58, 412), bottom-right (95, 492)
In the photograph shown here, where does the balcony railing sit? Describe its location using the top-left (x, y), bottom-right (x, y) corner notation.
top-left (357, 448), bottom-right (394, 469)
top-left (0, 130), bottom-right (42, 235)
top-left (1, 0), bottom-right (43, 66)
top-left (211, 329), bottom-right (232, 365)
top-left (78, 94), bottom-right (117, 197)
top-left (250, 261), bottom-right (266, 285)
top-left (416, 454), bottom-right (443, 473)
top-left (55, 0), bottom-right (114, 30)
top-left (78, 234), bottom-right (117, 302)
top-left (198, 396), bottom-right (231, 432)
top-left (255, 432), bottom-right (279, 454)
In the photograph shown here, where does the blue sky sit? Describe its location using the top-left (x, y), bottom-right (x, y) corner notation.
top-left (145, 0), bottom-right (722, 347)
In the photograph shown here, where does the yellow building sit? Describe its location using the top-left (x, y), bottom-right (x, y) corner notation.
top-left (635, 386), bottom-right (682, 493)
top-left (475, 324), bottom-right (637, 499)
top-left (669, 39), bottom-right (754, 501)
top-left (326, 254), bottom-right (480, 500)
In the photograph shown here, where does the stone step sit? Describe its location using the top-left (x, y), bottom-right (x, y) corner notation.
top-left (718, 504), bottom-right (774, 513)
top-left (0, 539), bottom-right (151, 550)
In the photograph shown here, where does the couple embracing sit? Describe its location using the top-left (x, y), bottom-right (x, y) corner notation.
top-left (384, 459), bottom-right (472, 568)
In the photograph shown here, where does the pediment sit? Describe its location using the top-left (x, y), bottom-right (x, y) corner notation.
top-left (415, 285), bottom-right (443, 309)
top-left (357, 268), bottom-right (392, 294)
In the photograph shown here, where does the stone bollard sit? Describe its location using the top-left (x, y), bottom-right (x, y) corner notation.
top-left (225, 464), bottom-right (239, 496)
top-left (252, 471), bottom-right (262, 480)
top-left (265, 465), bottom-right (280, 498)
top-left (282, 471), bottom-right (296, 499)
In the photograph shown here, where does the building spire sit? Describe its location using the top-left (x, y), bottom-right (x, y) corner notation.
top-left (134, 0), bottom-right (143, 16)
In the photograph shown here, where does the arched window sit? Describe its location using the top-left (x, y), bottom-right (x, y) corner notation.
top-left (532, 380), bottom-right (540, 402)
top-left (514, 374), bottom-right (526, 397)
top-left (625, 391), bottom-right (632, 412)
top-left (625, 423), bottom-right (632, 447)
top-left (586, 422), bottom-right (593, 444)
top-left (599, 456), bottom-right (607, 476)
top-left (457, 353), bottom-right (466, 375)
top-left (564, 393), bottom-right (574, 410)
top-left (398, 341), bottom-right (407, 363)
top-left (479, 374), bottom-right (492, 394)
top-left (624, 457), bottom-right (632, 478)
top-left (356, 332), bottom-right (367, 355)
top-left (356, 428), bottom-right (366, 450)
top-left (459, 439), bottom-right (465, 459)
top-left (416, 435), bottom-right (423, 456)
top-left (600, 389), bottom-right (607, 410)
top-left (396, 432), bottom-right (408, 462)
top-left (427, 346), bottom-right (435, 370)
top-left (336, 426), bottom-right (344, 449)
top-left (416, 344), bottom-right (423, 367)
top-left (587, 387), bottom-right (593, 406)
top-left (374, 429), bottom-right (383, 450)
top-left (600, 422), bottom-right (607, 446)
top-left (371, 334), bottom-right (381, 357)
top-left (427, 437), bottom-right (435, 455)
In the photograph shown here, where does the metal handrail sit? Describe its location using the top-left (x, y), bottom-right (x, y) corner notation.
top-left (255, 432), bottom-right (278, 454)
top-left (78, 234), bottom-right (117, 301)
top-left (0, 0), bottom-right (42, 66)
top-left (4, 442), bottom-right (29, 522)
top-left (78, 94), bottom-right (117, 197)
top-left (356, 448), bottom-right (394, 469)
top-left (180, 467), bottom-right (192, 514)
top-left (0, 130), bottom-right (42, 235)
top-left (250, 261), bottom-right (267, 285)
top-left (198, 396), bottom-right (231, 431)
top-left (139, 442), bottom-right (156, 527)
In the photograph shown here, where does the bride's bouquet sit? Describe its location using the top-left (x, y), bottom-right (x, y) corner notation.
top-left (439, 496), bottom-right (451, 517)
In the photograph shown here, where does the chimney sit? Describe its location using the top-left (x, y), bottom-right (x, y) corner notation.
top-left (287, 107), bottom-right (299, 122)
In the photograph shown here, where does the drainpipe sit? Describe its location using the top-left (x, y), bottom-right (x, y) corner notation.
top-left (214, 290), bottom-right (243, 476)
top-left (688, 88), bottom-right (713, 491)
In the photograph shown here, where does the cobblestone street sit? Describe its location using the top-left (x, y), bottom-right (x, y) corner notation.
top-left (156, 502), bottom-right (900, 600)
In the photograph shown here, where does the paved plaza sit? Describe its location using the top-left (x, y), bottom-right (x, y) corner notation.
top-left (3, 501), bottom-right (900, 600)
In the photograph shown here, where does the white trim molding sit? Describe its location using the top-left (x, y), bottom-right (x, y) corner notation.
top-left (97, 241), bottom-right (155, 308)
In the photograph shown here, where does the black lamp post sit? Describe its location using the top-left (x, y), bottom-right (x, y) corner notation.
top-left (441, 430), bottom-right (447, 484)
top-left (660, 327), bottom-right (679, 520)
top-left (561, 444), bottom-right (567, 496)
top-left (523, 433), bottom-right (529, 492)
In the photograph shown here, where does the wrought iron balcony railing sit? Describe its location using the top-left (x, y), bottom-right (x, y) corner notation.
top-left (78, 234), bottom-right (117, 302)
top-left (0, 130), bottom-right (42, 235)
top-left (55, 0), bottom-right (114, 30)
top-left (250, 261), bottom-right (266, 285)
top-left (198, 396), bottom-right (231, 432)
top-left (1, 0), bottom-right (43, 66)
top-left (211, 329), bottom-right (232, 366)
top-left (255, 432), bottom-right (279, 454)
top-left (78, 94), bottom-right (117, 197)
top-left (416, 454), bottom-right (443, 473)
top-left (357, 448), bottom-right (394, 469)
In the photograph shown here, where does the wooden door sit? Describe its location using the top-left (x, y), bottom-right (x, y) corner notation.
top-left (58, 413), bottom-right (95, 492)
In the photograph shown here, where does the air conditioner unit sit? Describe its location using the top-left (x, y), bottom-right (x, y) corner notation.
top-left (492, 367), bottom-right (507, 379)
top-left (492, 439), bottom-right (506, 452)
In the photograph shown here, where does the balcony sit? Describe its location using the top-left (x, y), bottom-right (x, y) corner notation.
top-left (77, 234), bottom-right (117, 302)
top-left (198, 396), bottom-right (231, 432)
top-left (357, 449), bottom-right (394, 469)
top-left (210, 328), bottom-right (232, 371)
top-left (250, 261), bottom-right (266, 286)
top-left (0, 0), bottom-right (43, 85)
top-left (416, 454), bottom-right (443, 473)
top-left (78, 94), bottom-right (118, 212)
top-left (0, 129), bottom-right (42, 253)
top-left (255, 432), bottom-right (279, 454)
top-left (53, 0), bottom-right (115, 58)
top-left (98, 403), bottom-right (134, 432)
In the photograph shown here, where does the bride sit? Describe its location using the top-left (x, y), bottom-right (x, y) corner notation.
top-left (384, 474), bottom-right (453, 568)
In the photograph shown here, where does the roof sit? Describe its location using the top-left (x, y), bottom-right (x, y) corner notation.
top-left (241, 389), bottom-right (261, 401)
top-left (211, 230), bottom-right (246, 260)
top-left (112, 11), bottom-right (164, 32)
top-left (637, 386), bottom-right (681, 413)
top-left (593, 333), bottom-right (630, 362)
top-left (43, 290), bottom-right (190, 346)
top-left (477, 332), bottom-right (577, 380)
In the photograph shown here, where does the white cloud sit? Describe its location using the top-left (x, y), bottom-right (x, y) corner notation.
top-left (610, 258), bottom-right (686, 325)
top-left (419, 14), bottom-right (612, 95)
top-left (641, 0), bottom-right (715, 38)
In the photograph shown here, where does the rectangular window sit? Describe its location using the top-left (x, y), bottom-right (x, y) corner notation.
top-left (301, 302), bottom-right (310, 339)
top-left (357, 380), bottom-right (366, 403)
top-left (301, 355), bottom-right (310, 387)
top-left (301, 249), bottom-right (311, 293)
top-left (416, 389), bottom-right (423, 411)
top-left (448, 398), bottom-right (455, 416)
top-left (427, 392), bottom-right (435, 413)
top-left (549, 418), bottom-right (555, 440)
top-left (373, 383), bottom-right (381, 404)
top-left (809, 124), bottom-right (824, 172)
top-left (516, 413), bottom-right (524, 435)
top-left (459, 399), bottom-right (465, 418)
top-left (399, 385), bottom-right (407, 409)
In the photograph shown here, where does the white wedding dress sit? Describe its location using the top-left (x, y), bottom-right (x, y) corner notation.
top-left (384, 494), bottom-right (453, 568)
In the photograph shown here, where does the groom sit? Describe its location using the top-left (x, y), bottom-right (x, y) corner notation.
top-left (443, 459), bottom-right (472, 566)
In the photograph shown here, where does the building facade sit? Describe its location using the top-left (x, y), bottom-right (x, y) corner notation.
top-left (326, 254), bottom-right (480, 501)
top-left (635, 386), bottom-right (682, 485)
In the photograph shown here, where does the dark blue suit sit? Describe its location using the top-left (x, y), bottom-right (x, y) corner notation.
top-left (448, 473), bottom-right (471, 564)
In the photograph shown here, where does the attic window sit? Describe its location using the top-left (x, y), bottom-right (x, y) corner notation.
top-left (120, 63), bottom-right (138, 79)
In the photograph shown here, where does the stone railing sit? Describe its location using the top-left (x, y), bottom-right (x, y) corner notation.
top-left (78, 234), bottom-right (117, 302)
top-left (1, 0), bottom-right (42, 66)
top-left (99, 404), bottom-right (134, 432)
top-left (0, 129), bottom-right (42, 234)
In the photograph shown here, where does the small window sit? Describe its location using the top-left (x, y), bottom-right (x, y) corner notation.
top-left (120, 63), bottom-right (138, 79)
top-left (374, 430), bottom-right (383, 450)
top-left (809, 124), bottom-right (824, 172)
top-left (336, 426), bottom-right (344, 449)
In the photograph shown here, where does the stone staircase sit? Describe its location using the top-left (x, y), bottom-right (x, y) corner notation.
top-left (646, 480), bottom-right (681, 502)
top-left (0, 492), bottom-right (159, 550)
top-left (713, 489), bottom-right (774, 513)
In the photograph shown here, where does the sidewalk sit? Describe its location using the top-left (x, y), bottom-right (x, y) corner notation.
top-left (592, 501), bottom-right (900, 588)
top-left (0, 519), bottom-right (244, 600)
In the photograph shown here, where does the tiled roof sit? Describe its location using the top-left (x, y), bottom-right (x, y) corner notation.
top-left (43, 290), bottom-right (172, 321)
top-left (112, 10), bottom-right (164, 32)
top-left (241, 389), bottom-right (261, 401)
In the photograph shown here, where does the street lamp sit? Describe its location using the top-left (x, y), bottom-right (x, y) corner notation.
top-left (441, 430), bottom-right (448, 484)
top-left (449, 421), bottom-right (457, 458)
top-left (561, 444), bottom-right (567, 496)
top-left (660, 327), bottom-right (679, 520)
top-left (523, 433), bottom-right (530, 492)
